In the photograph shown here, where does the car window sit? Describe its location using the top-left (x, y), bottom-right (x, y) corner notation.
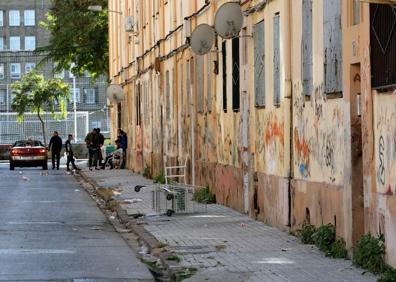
top-left (13, 140), bottom-right (43, 147)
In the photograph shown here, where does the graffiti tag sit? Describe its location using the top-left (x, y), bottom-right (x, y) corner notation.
top-left (378, 136), bottom-right (385, 185)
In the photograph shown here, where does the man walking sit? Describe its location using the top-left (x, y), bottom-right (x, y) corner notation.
top-left (48, 131), bottom-right (62, 170)
top-left (65, 134), bottom-right (79, 172)
top-left (118, 129), bottom-right (128, 169)
top-left (85, 128), bottom-right (99, 170)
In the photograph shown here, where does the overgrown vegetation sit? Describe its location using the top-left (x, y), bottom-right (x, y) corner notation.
top-left (295, 223), bottom-right (347, 259)
top-left (192, 186), bottom-right (216, 204)
top-left (379, 266), bottom-right (396, 282)
top-left (353, 233), bottom-right (386, 275)
top-left (154, 172), bottom-right (166, 184)
top-left (171, 267), bottom-right (197, 281)
top-left (166, 255), bottom-right (181, 263)
top-left (296, 222), bottom-right (316, 244)
top-left (143, 164), bottom-right (151, 178)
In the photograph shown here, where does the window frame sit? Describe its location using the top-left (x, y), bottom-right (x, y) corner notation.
top-left (24, 62), bottom-right (36, 73)
top-left (9, 10), bottom-right (20, 26)
top-left (0, 63), bottom-right (5, 80)
top-left (10, 63), bottom-right (21, 79)
top-left (24, 36), bottom-right (36, 50)
top-left (24, 10), bottom-right (35, 26)
top-left (10, 36), bottom-right (20, 51)
top-left (84, 88), bottom-right (96, 104)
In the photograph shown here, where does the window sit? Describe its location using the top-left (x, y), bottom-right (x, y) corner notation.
top-left (222, 41), bottom-right (227, 112)
top-left (0, 89), bottom-right (5, 105)
top-left (324, 0), bottom-right (342, 94)
top-left (232, 37), bottom-right (240, 111)
top-left (24, 10), bottom-right (35, 26)
top-left (273, 14), bottom-right (281, 106)
top-left (0, 10), bottom-right (3, 26)
top-left (0, 64), bottom-right (4, 79)
top-left (84, 88), bottom-right (96, 104)
top-left (353, 0), bottom-right (360, 25)
top-left (10, 36), bottom-right (20, 51)
top-left (24, 36), bottom-right (36, 50)
top-left (254, 21), bottom-right (265, 107)
top-left (70, 88), bottom-right (81, 103)
top-left (0, 37), bottom-right (4, 50)
top-left (9, 10), bottom-right (20, 26)
top-left (25, 63), bottom-right (35, 73)
top-left (10, 63), bottom-right (21, 79)
top-left (302, 0), bottom-right (313, 96)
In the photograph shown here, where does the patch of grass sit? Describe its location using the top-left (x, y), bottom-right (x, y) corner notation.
top-left (154, 172), bottom-right (166, 184)
top-left (353, 233), bottom-right (386, 275)
top-left (296, 222), bottom-right (316, 244)
top-left (105, 200), bottom-right (119, 211)
top-left (330, 238), bottom-right (348, 259)
top-left (96, 188), bottom-right (114, 201)
top-left (156, 242), bottom-right (167, 249)
top-left (192, 186), bottom-right (216, 204)
top-left (143, 164), bottom-right (151, 178)
top-left (166, 255), bottom-right (181, 263)
top-left (379, 266), bottom-right (396, 282)
top-left (171, 267), bottom-right (197, 281)
top-left (312, 223), bottom-right (336, 256)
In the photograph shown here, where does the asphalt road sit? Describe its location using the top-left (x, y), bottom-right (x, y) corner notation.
top-left (0, 163), bottom-right (153, 282)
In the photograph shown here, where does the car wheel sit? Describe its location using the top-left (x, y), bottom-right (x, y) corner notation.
top-left (42, 163), bottom-right (48, 170)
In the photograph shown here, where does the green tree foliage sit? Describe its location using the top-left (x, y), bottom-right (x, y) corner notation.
top-left (11, 71), bottom-right (70, 145)
top-left (39, 0), bottom-right (108, 78)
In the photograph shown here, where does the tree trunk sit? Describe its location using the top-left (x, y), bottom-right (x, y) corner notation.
top-left (37, 110), bottom-right (46, 145)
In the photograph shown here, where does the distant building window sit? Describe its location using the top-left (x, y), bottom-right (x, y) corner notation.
top-left (9, 10), bottom-right (20, 26)
top-left (0, 89), bottom-right (5, 105)
top-left (84, 88), bottom-right (96, 104)
top-left (10, 36), bottom-right (20, 51)
top-left (353, 0), bottom-right (360, 25)
top-left (70, 88), bottom-right (81, 103)
top-left (25, 36), bottom-right (35, 50)
top-left (0, 64), bottom-right (4, 79)
top-left (25, 63), bottom-right (35, 73)
top-left (24, 10), bottom-right (35, 26)
top-left (10, 63), bottom-right (21, 79)
top-left (0, 10), bottom-right (3, 26)
top-left (0, 37), bottom-right (4, 50)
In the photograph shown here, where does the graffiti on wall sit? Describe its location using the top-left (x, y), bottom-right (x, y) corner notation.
top-left (293, 82), bottom-right (344, 184)
top-left (374, 97), bottom-right (396, 195)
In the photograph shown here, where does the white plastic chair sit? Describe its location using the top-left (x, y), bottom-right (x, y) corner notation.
top-left (164, 155), bottom-right (188, 184)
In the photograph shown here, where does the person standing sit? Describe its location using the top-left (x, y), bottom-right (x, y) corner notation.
top-left (118, 129), bottom-right (128, 169)
top-left (97, 128), bottom-right (105, 166)
top-left (65, 134), bottom-right (78, 172)
top-left (48, 131), bottom-right (62, 170)
top-left (85, 128), bottom-right (99, 170)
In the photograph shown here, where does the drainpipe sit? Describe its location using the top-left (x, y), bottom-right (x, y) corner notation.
top-left (287, 0), bottom-right (293, 227)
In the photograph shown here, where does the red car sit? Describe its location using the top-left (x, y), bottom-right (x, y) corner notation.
top-left (9, 140), bottom-right (48, 170)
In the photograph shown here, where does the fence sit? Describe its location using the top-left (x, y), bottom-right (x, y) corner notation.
top-left (0, 112), bottom-right (89, 144)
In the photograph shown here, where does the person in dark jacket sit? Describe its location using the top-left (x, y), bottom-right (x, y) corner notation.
top-left (97, 128), bottom-right (105, 166)
top-left (65, 134), bottom-right (78, 172)
top-left (48, 131), bottom-right (62, 170)
top-left (85, 128), bottom-right (99, 170)
top-left (117, 129), bottom-right (127, 168)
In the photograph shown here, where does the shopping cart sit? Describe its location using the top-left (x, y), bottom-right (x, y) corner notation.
top-left (134, 183), bottom-right (207, 216)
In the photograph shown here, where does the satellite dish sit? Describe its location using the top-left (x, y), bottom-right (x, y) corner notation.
top-left (214, 2), bottom-right (244, 39)
top-left (106, 84), bottom-right (125, 102)
top-left (190, 24), bottom-right (215, 55)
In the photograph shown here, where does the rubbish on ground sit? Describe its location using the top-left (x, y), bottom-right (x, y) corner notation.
top-left (124, 198), bottom-right (143, 204)
top-left (215, 244), bottom-right (226, 251)
top-left (21, 176), bottom-right (30, 181)
top-left (90, 226), bottom-right (102, 230)
top-left (74, 189), bottom-right (80, 192)
top-left (40, 172), bottom-right (48, 176)
top-left (109, 215), bottom-right (116, 220)
top-left (19, 171), bottom-right (23, 174)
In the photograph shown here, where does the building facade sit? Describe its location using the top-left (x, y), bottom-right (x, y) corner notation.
top-left (0, 0), bottom-right (109, 143)
top-left (108, 0), bottom-right (396, 266)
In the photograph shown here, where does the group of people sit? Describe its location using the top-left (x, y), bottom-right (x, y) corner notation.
top-left (48, 131), bottom-right (79, 172)
top-left (84, 128), bottom-right (127, 170)
top-left (47, 128), bottom-right (128, 172)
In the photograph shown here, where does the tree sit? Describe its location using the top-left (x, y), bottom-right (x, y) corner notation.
top-left (38, 0), bottom-right (108, 78)
top-left (11, 71), bottom-right (70, 145)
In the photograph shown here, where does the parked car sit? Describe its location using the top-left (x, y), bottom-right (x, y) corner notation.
top-left (9, 140), bottom-right (48, 170)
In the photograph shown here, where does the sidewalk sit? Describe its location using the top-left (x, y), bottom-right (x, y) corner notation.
top-left (80, 168), bottom-right (376, 282)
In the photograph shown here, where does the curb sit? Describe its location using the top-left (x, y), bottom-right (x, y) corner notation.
top-left (76, 170), bottom-right (186, 277)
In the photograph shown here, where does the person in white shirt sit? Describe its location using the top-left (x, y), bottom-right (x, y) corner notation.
top-left (101, 140), bottom-right (123, 169)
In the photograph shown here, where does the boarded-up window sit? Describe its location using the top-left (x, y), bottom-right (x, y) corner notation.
top-left (273, 14), bottom-right (281, 106)
top-left (136, 83), bottom-right (141, 126)
top-left (197, 55), bottom-right (204, 113)
top-left (254, 21), bottom-right (265, 107)
top-left (165, 70), bottom-right (170, 120)
top-left (222, 41), bottom-right (227, 112)
top-left (206, 54), bottom-right (212, 113)
top-left (302, 0), bottom-right (313, 96)
top-left (232, 37), bottom-right (240, 112)
top-left (324, 0), bottom-right (342, 94)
